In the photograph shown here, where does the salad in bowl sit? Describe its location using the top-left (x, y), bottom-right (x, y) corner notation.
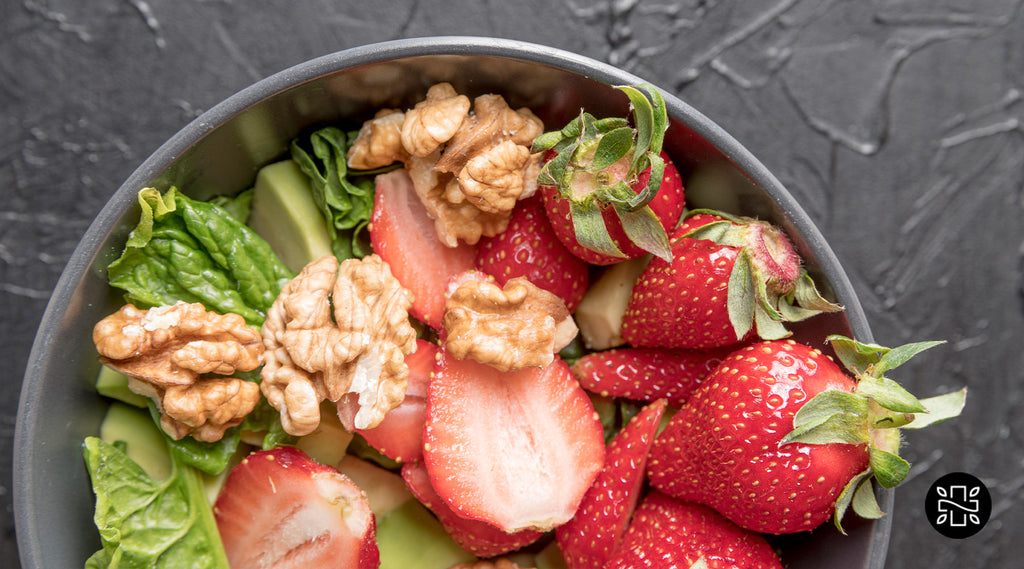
top-left (15, 38), bottom-right (965, 569)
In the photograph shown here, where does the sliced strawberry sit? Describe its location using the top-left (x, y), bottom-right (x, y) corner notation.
top-left (556, 399), bottom-right (667, 569)
top-left (371, 169), bottom-right (477, 329)
top-left (476, 195), bottom-right (590, 311)
top-left (214, 447), bottom-right (378, 569)
top-left (571, 346), bottom-right (732, 406)
top-left (402, 461), bottom-right (544, 557)
top-left (606, 491), bottom-right (783, 569)
top-left (423, 349), bottom-right (606, 532)
top-left (338, 339), bottom-right (438, 463)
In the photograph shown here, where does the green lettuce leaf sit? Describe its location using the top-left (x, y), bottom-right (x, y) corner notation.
top-left (289, 127), bottom-right (377, 259)
top-left (144, 403), bottom-right (241, 476)
top-left (107, 187), bottom-right (293, 327)
top-left (82, 436), bottom-right (229, 569)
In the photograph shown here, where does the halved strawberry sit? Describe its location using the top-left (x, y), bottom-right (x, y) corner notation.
top-left (338, 339), bottom-right (438, 463)
top-left (213, 447), bottom-right (378, 569)
top-left (534, 85), bottom-right (685, 265)
top-left (606, 491), bottom-right (783, 569)
top-left (423, 348), bottom-right (606, 532)
top-left (571, 346), bottom-right (733, 406)
top-left (402, 461), bottom-right (544, 557)
top-left (370, 169), bottom-right (477, 329)
top-left (556, 398), bottom-right (667, 569)
top-left (476, 195), bottom-right (590, 311)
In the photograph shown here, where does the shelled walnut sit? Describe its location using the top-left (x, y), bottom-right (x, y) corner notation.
top-left (443, 277), bottom-right (578, 372)
top-left (260, 254), bottom-right (417, 436)
top-left (92, 301), bottom-right (264, 442)
top-left (347, 109), bottom-right (408, 170)
top-left (347, 83), bottom-right (544, 247)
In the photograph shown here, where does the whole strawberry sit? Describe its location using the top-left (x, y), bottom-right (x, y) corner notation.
top-left (605, 491), bottom-right (783, 569)
top-left (476, 195), bottom-right (589, 311)
top-left (534, 84), bottom-right (685, 265)
top-left (646, 337), bottom-right (966, 534)
top-left (620, 210), bottom-right (840, 350)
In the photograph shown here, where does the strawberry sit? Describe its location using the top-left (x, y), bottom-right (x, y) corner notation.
top-left (338, 339), bottom-right (438, 463)
top-left (646, 337), bottom-right (966, 534)
top-left (476, 195), bottom-right (590, 311)
top-left (370, 169), bottom-right (477, 329)
top-left (620, 209), bottom-right (841, 350)
top-left (422, 348), bottom-right (606, 533)
top-left (605, 491), bottom-right (783, 569)
top-left (534, 84), bottom-right (685, 265)
top-left (213, 447), bottom-right (378, 569)
top-left (571, 346), bottom-right (733, 406)
top-left (401, 461), bottom-right (544, 557)
top-left (556, 399), bottom-right (667, 569)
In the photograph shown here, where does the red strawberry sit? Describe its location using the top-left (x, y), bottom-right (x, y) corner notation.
top-left (540, 150), bottom-right (685, 266)
top-left (620, 210), bottom-right (841, 350)
top-left (213, 447), bottom-right (378, 569)
top-left (535, 85), bottom-right (685, 265)
top-left (571, 346), bottom-right (733, 406)
top-left (646, 337), bottom-right (964, 534)
top-left (370, 169), bottom-right (477, 329)
top-left (476, 195), bottom-right (590, 311)
top-left (422, 348), bottom-right (606, 532)
top-left (556, 399), bottom-right (667, 569)
top-left (338, 339), bottom-right (438, 463)
top-left (606, 491), bottom-right (783, 569)
top-left (401, 461), bottom-right (544, 557)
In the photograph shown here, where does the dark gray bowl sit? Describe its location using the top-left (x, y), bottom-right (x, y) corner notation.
top-left (14, 37), bottom-right (888, 569)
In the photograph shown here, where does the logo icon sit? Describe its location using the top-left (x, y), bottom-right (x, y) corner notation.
top-left (925, 472), bottom-right (991, 539)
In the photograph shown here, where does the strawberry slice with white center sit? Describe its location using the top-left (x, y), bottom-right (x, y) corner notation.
top-left (423, 348), bottom-right (606, 533)
top-left (370, 169), bottom-right (477, 329)
top-left (556, 398), bottom-right (667, 569)
top-left (402, 460), bottom-right (544, 557)
top-left (213, 447), bottom-right (378, 569)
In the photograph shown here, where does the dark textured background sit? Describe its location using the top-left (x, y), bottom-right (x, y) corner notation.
top-left (3, 1), bottom-right (1022, 567)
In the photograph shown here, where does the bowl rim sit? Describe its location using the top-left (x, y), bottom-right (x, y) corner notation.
top-left (14, 35), bottom-right (887, 569)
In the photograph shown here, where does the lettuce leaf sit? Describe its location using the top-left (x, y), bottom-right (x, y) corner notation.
top-left (107, 187), bottom-right (292, 327)
top-left (289, 126), bottom-right (376, 259)
top-left (82, 436), bottom-right (229, 569)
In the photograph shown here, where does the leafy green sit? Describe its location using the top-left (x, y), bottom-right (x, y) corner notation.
top-left (144, 404), bottom-right (240, 477)
top-left (107, 187), bottom-right (293, 327)
top-left (82, 436), bottom-right (229, 569)
top-left (208, 187), bottom-right (253, 224)
top-left (289, 126), bottom-right (377, 259)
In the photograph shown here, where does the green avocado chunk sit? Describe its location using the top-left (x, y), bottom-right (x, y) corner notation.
top-left (248, 159), bottom-right (334, 272)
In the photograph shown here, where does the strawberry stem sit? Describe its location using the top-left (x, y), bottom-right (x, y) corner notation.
top-left (534, 84), bottom-right (673, 260)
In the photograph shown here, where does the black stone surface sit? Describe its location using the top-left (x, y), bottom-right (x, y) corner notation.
top-left (3, 1), bottom-right (1022, 567)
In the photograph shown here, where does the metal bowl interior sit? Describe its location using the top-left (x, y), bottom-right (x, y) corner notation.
top-left (14, 36), bottom-right (888, 569)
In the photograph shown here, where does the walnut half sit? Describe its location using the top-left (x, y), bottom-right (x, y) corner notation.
top-left (93, 302), bottom-right (264, 442)
top-left (443, 277), bottom-right (578, 372)
top-left (260, 254), bottom-right (417, 436)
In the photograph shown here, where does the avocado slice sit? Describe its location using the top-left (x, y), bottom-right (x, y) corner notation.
top-left (376, 500), bottom-right (476, 569)
top-left (248, 159), bottom-right (333, 272)
top-left (99, 402), bottom-right (172, 481)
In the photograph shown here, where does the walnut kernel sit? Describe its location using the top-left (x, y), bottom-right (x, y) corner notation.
top-left (260, 254), bottom-right (417, 436)
top-left (443, 277), bottom-right (578, 372)
top-left (93, 302), bottom-right (264, 442)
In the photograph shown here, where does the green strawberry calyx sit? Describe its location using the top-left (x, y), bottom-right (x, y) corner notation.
top-left (781, 335), bottom-right (967, 534)
top-left (533, 84), bottom-right (672, 262)
top-left (678, 208), bottom-right (843, 343)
